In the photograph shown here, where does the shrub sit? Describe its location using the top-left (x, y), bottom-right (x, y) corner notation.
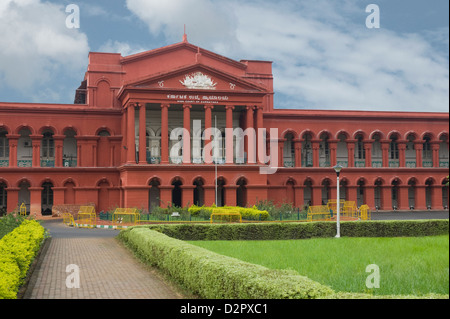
top-left (118, 227), bottom-right (333, 299)
top-left (187, 205), bottom-right (270, 221)
top-left (0, 214), bottom-right (26, 239)
top-left (0, 219), bottom-right (45, 299)
top-left (139, 219), bottom-right (449, 241)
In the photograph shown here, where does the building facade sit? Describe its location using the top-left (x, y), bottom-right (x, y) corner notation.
top-left (0, 38), bottom-right (449, 216)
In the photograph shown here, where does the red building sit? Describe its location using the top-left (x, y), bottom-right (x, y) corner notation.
top-left (0, 38), bottom-right (449, 216)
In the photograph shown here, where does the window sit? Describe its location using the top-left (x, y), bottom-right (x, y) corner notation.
top-left (0, 132), bottom-right (9, 159)
top-left (41, 132), bottom-right (55, 159)
top-left (356, 136), bottom-right (365, 160)
top-left (390, 137), bottom-right (399, 160)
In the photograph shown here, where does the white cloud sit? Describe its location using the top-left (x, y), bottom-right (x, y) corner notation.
top-left (98, 40), bottom-right (146, 57)
top-left (125, 0), bottom-right (240, 54)
top-left (0, 0), bottom-right (89, 100)
top-left (232, 1), bottom-right (449, 112)
top-left (126, 0), bottom-right (449, 112)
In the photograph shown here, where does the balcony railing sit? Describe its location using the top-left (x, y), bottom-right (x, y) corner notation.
top-left (169, 156), bottom-right (183, 164)
top-left (406, 161), bottom-right (416, 168)
top-left (389, 160), bottom-right (399, 168)
top-left (0, 159), bottom-right (8, 167)
top-left (283, 159), bottom-right (295, 168)
top-left (319, 159), bottom-right (330, 168)
top-left (440, 160), bottom-right (449, 168)
top-left (147, 156), bottom-right (161, 164)
top-left (41, 159), bottom-right (55, 167)
top-left (63, 158), bottom-right (77, 167)
top-left (355, 160), bottom-right (365, 168)
top-left (336, 160), bottom-right (348, 168)
top-left (17, 160), bottom-right (32, 167)
top-left (422, 160), bottom-right (433, 168)
top-left (372, 160), bottom-right (382, 168)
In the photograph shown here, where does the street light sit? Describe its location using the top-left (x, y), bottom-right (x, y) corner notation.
top-left (333, 164), bottom-right (343, 238)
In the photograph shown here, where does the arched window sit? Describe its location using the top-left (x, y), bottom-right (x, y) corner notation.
top-left (439, 135), bottom-right (449, 168)
top-left (372, 134), bottom-right (382, 168)
top-left (283, 133), bottom-right (295, 167)
top-left (355, 135), bottom-right (366, 167)
top-left (0, 131), bottom-right (9, 167)
top-left (302, 134), bottom-right (313, 167)
top-left (389, 135), bottom-right (399, 167)
top-left (319, 133), bottom-right (330, 167)
top-left (41, 131), bottom-right (55, 167)
top-left (405, 134), bottom-right (416, 168)
top-left (18, 129), bottom-right (32, 167)
top-left (423, 135), bottom-right (433, 167)
top-left (63, 129), bottom-right (77, 167)
top-left (336, 133), bottom-right (348, 167)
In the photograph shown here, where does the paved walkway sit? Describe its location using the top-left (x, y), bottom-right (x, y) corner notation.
top-left (24, 221), bottom-right (183, 299)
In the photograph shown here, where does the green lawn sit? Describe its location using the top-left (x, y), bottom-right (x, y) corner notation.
top-left (190, 235), bottom-right (449, 296)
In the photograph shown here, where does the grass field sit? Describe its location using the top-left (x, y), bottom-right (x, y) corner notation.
top-left (190, 235), bottom-right (449, 296)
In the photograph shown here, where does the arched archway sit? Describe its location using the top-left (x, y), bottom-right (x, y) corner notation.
top-left (357, 178), bottom-right (366, 207)
top-left (303, 179), bottom-right (313, 207)
top-left (321, 179), bottom-right (331, 205)
top-left (236, 177), bottom-right (247, 207)
top-left (41, 182), bottom-right (54, 216)
top-left (216, 177), bottom-right (226, 207)
top-left (408, 178), bottom-right (417, 209)
top-left (0, 182), bottom-right (7, 214)
top-left (374, 178), bottom-right (383, 210)
top-left (193, 178), bottom-right (205, 206)
top-left (149, 178), bottom-right (161, 210)
top-left (172, 178), bottom-right (183, 207)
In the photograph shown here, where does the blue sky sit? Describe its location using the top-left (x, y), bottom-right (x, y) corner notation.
top-left (0, 0), bottom-right (448, 112)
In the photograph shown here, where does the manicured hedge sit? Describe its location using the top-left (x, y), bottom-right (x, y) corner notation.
top-left (118, 227), bottom-right (333, 299)
top-left (119, 220), bottom-right (449, 299)
top-left (138, 219), bottom-right (449, 241)
top-left (188, 205), bottom-right (270, 221)
top-left (0, 220), bottom-right (45, 299)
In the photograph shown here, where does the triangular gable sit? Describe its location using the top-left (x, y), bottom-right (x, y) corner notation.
top-left (123, 63), bottom-right (268, 93)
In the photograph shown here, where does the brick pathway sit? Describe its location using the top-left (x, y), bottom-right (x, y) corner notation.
top-left (25, 223), bottom-right (183, 299)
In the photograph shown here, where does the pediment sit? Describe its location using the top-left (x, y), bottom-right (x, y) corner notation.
top-left (123, 64), bottom-right (268, 93)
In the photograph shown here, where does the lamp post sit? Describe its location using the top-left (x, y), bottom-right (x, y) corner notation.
top-left (333, 164), bottom-right (343, 238)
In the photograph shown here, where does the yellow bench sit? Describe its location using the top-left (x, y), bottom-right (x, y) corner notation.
top-left (307, 206), bottom-right (331, 222)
